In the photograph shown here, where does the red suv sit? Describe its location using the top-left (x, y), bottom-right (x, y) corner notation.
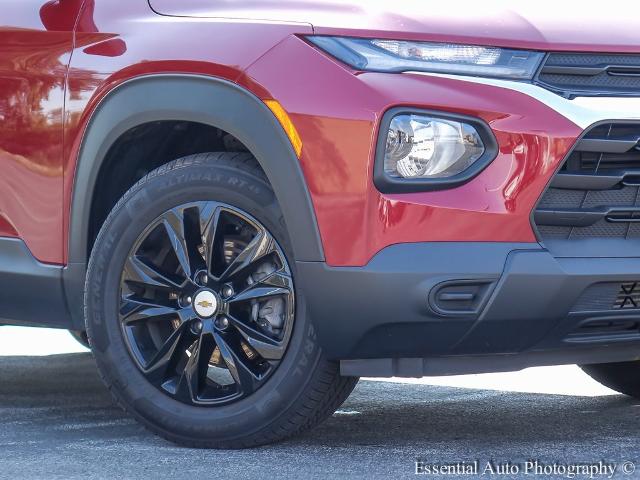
top-left (3, 0), bottom-right (640, 447)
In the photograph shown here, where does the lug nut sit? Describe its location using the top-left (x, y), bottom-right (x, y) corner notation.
top-left (199, 272), bottom-right (209, 285)
top-left (222, 285), bottom-right (234, 298)
top-left (191, 319), bottom-right (203, 333)
top-left (183, 295), bottom-right (192, 306)
top-left (216, 316), bottom-right (230, 330)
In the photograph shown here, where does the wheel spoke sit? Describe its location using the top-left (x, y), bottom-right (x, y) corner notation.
top-left (120, 295), bottom-right (190, 325)
top-left (227, 314), bottom-right (285, 360)
top-left (176, 331), bottom-right (216, 403)
top-left (199, 204), bottom-right (222, 275)
top-left (142, 323), bottom-right (196, 385)
top-left (121, 305), bottom-right (176, 325)
top-left (219, 231), bottom-right (277, 282)
top-left (123, 254), bottom-right (182, 290)
top-left (228, 270), bottom-right (292, 304)
top-left (162, 208), bottom-right (202, 280)
top-left (213, 332), bottom-right (261, 395)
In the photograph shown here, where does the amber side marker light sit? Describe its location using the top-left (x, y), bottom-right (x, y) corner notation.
top-left (264, 99), bottom-right (303, 158)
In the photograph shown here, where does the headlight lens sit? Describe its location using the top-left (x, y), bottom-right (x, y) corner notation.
top-left (384, 114), bottom-right (485, 179)
top-left (307, 36), bottom-right (544, 80)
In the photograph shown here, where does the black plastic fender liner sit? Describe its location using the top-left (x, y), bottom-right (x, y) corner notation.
top-left (64, 74), bottom-right (325, 326)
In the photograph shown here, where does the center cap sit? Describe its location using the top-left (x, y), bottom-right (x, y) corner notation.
top-left (193, 289), bottom-right (219, 318)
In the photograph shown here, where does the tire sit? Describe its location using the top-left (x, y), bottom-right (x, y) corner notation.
top-left (69, 330), bottom-right (90, 349)
top-left (581, 361), bottom-right (640, 398)
top-left (85, 152), bottom-right (358, 448)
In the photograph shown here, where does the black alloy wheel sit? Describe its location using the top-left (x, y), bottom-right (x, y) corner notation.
top-left (120, 202), bottom-right (295, 406)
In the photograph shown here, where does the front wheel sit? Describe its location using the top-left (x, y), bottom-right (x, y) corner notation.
top-left (85, 153), bottom-right (357, 448)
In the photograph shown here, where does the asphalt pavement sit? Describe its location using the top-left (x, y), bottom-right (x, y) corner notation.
top-left (1, 339), bottom-right (639, 479)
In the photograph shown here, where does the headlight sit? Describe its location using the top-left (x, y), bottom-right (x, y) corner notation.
top-left (374, 110), bottom-right (497, 193)
top-left (307, 36), bottom-right (544, 80)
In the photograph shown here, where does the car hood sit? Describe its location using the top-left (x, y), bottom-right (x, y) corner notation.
top-left (149, 0), bottom-right (640, 53)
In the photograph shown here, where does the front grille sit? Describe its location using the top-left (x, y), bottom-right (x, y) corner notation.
top-left (566, 281), bottom-right (640, 344)
top-left (537, 53), bottom-right (640, 97)
top-left (534, 122), bottom-right (640, 243)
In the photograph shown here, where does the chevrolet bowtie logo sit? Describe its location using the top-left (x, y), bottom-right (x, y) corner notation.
top-left (197, 300), bottom-right (214, 308)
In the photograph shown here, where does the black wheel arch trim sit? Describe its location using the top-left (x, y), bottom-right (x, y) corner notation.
top-left (63, 74), bottom-right (325, 326)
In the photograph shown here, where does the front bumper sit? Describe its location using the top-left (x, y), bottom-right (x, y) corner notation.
top-left (298, 242), bottom-right (640, 372)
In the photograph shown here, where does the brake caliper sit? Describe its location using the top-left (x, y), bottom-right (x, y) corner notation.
top-left (248, 262), bottom-right (285, 336)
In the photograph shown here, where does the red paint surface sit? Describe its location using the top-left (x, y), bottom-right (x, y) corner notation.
top-left (244, 37), bottom-right (581, 265)
top-left (0, 0), bottom-right (81, 263)
top-left (0, 1), bottom-right (614, 267)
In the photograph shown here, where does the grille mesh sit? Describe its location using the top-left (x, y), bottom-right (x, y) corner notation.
top-left (537, 53), bottom-right (640, 96)
top-left (572, 282), bottom-right (632, 312)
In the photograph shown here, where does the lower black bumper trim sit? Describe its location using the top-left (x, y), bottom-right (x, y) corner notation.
top-left (298, 242), bottom-right (640, 361)
top-left (341, 344), bottom-right (640, 377)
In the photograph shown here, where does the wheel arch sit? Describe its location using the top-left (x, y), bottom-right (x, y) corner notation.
top-left (64, 74), bottom-right (324, 327)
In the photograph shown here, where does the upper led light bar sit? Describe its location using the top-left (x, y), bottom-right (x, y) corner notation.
top-left (307, 36), bottom-right (544, 80)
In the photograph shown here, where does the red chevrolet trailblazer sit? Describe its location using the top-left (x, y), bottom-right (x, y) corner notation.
top-left (2, 0), bottom-right (640, 447)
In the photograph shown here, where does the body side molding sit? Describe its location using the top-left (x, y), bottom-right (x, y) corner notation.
top-left (0, 238), bottom-right (70, 328)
